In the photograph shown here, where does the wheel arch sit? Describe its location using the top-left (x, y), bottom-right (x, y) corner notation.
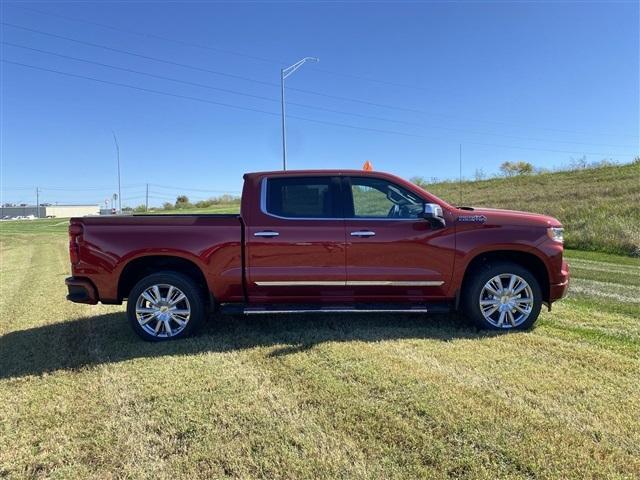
top-left (458, 249), bottom-right (551, 306)
top-left (117, 255), bottom-right (211, 305)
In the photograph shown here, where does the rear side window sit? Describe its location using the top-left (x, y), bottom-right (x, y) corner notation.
top-left (265, 177), bottom-right (339, 218)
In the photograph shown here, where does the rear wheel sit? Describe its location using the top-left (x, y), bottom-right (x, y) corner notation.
top-left (462, 262), bottom-right (542, 330)
top-left (126, 271), bottom-right (206, 341)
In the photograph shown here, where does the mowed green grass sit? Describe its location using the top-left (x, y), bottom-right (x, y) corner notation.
top-left (1, 224), bottom-right (639, 478)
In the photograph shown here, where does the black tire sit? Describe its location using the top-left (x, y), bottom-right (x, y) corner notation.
top-left (461, 261), bottom-right (542, 330)
top-left (126, 271), bottom-right (206, 341)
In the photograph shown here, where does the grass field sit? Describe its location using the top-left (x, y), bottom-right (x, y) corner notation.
top-left (1, 220), bottom-right (639, 478)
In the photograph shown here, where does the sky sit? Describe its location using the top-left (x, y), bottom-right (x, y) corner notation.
top-left (1, 0), bottom-right (639, 208)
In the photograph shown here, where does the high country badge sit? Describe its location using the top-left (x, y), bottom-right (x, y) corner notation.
top-left (457, 215), bottom-right (487, 223)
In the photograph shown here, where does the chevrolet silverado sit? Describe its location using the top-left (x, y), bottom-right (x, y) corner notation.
top-left (66, 170), bottom-right (569, 341)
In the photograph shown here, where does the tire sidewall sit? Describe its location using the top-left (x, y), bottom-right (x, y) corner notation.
top-left (462, 262), bottom-right (542, 331)
top-left (126, 271), bottom-right (206, 341)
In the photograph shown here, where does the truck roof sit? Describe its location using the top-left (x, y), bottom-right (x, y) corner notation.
top-left (244, 169), bottom-right (396, 179)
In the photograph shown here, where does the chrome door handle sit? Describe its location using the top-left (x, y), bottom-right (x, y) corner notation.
top-left (350, 230), bottom-right (376, 237)
top-left (254, 231), bottom-right (279, 238)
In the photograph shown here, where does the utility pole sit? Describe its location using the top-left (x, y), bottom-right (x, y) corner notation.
top-left (112, 131), bottom-right (122, 214)
top-left (280, 57), bottom-right (319, 170)
top-left (35, 187), bottom-right (40, 218)
top-left (459, 144), bottom-right (463, 206)
top-left (145, 183), bottom-right (149, 212)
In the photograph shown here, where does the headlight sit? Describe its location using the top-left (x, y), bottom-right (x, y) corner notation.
top-left (547, 227), bottom-right (564, 243)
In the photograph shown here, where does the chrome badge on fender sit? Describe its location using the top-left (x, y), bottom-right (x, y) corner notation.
top-left (457, 215), bottom-right (487, 223)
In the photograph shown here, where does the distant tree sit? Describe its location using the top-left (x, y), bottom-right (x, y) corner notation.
top-left (175, 195), bottom-right (191, 209)
top-left (500, 161), bottom-right (534, 177)
top-left (133, 204), bottom-right (147, 213)
top-left (569, 156), bottom-right (588, 170)
top-left (410, 176), bottom-right (428, 188)
top-left (162, 202), bottom-right (174, 210)
top-left (214, 194), bottom-right (239, 204)
top-left (474, 168), bottom-right (486, 181)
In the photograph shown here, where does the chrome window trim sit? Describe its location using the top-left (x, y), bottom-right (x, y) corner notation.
top-left (259, 177), bottom-right (427, 222)
top-left (255, 280), bottom-right (444, 287)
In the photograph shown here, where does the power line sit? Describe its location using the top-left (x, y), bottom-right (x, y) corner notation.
top-left (4, 20), bottom-right (637, 141)
top-left (149, 183), bottom-right (240, 194)
top-left (2, 42), bottom-right (412, 126)
top-left (12, 5), bottom-right (285, 65)
top-left (2, 184), bottom-right (144, 191)
top-left (6, 59), bottom-right (638, 158)
top-left (11, 40), bottom-right (632, 147)
top-left (2, 59), bottom-right (428, 140)
top-left (464, 141), bottom-right (635, 157)
top-left (2, 22), bottom-right (279, 88)
top-left (4, 59), bottom-right (637, 157)
top-left (11, 4), bottom-right (439, 93)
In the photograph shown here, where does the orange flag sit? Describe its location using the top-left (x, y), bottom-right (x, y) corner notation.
top-left (362, 160), bottom-right (373, 171)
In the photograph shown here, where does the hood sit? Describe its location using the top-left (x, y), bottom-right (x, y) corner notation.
top-left (455, 207), bottom-right (562, 228)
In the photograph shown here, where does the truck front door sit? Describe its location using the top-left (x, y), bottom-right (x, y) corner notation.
top-left (343, 176), bottom-right (455, 302)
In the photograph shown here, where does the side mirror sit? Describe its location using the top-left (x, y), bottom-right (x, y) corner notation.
top-left (423, 203), bottom-right (446, 228)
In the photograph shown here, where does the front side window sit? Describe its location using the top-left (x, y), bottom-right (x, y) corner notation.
top-left (349, 177), bottom-right (423, 219)
top-left (265, 177), bottom-right (338, 218)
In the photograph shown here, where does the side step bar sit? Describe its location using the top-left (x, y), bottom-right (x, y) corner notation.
top-left (219, 303), bottom-right (451, 315)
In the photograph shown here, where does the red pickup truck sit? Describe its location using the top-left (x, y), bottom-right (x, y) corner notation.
top-left (66, 170), bottom-right (569, 341)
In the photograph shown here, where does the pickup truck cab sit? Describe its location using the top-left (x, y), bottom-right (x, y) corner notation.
top-left (66, 170), bottom-right (569, 341)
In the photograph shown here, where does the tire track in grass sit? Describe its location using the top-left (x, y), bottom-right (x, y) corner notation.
top-left (569, 278), bottom-right (640, 304)
top-left (0, 236), bottom-right (40, 334)
top-left (569, 259), bottom-right (640, 275)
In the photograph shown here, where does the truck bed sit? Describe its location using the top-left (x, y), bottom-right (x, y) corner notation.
top-left (70, 214), bottom-right (244, 303)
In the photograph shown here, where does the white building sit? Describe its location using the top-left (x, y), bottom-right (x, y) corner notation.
top-left (1, 204), bottom-right (100, 218)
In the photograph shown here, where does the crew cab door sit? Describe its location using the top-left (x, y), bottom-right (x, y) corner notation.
top-left (343, 176), bottom-right (454, 301)
top-left (245, 175), bottom-right (346, 302)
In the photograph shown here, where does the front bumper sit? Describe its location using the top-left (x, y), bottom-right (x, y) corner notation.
top-left (65, 277), bottom-right (98, 304)
top-left (549, 260), bottom-right (570, 302)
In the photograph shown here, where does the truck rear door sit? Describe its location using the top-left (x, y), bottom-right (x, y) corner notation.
top-left (245, 175), bottom-right (346, 303)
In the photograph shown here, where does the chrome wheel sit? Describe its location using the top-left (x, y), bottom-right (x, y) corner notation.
top-left (135, 284), bottom-right (191, 338)
top-left (478, 274), bottom-right (533, 329)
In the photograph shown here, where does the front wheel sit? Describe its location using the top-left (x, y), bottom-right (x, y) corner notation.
top-left (461, 262), bottom-right (542, 330)
top-left (126, 272), bottom-right (206, 341)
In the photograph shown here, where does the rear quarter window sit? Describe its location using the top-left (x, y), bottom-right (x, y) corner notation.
top-left (265, 177), bottom-right (337, 218)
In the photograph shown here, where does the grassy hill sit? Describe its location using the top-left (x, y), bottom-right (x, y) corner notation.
top-left (425, 162), bottom-right (639, 256)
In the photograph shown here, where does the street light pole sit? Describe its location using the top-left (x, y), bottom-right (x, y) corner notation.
top-left (281, 68), bottom-right (287, 171)
top-left (281, 57), bottom-right (319, 170)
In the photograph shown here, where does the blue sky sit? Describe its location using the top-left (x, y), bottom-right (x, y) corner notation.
top-left (1, 1), bottom-right (638, 207)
